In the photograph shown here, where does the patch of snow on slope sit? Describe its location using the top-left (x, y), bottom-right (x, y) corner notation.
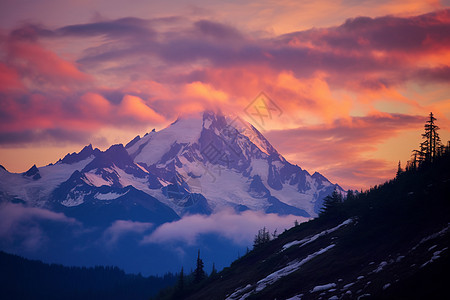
top-left (224, 115), bottom-right (272, 156)
top-left (136, 163), bottom-right (149, 173)
top-left (373, 261), bottom-right (388, 273)
top-left (225, 284), bottom-right (253, 300)
top-left (203, 118), bottom-right (212, 129)
top-left (282, 219), bottom-right (354, 251)
top-left (311, 283), bottom-right (336, 293)
top-left (410, 223), bottom-right (450, 252)
top-left (0, 156), bottom-right (94, 205)
top-left (420, 247), bottom-right (448, 268)
top-left (95, 190), bottom-right (129, 200)
top-left (255, 244), bottom-right (336, 292)
top-left (183, 160), bottom-right (267, 212)
top-left (286, 294), bottom-right (303, 300)
top-left (61, 189), bottom-right (88, 207)
top-left (249, 159), bottom-right (269, 180)
top-left (268, 181), bottom-right (315, 216)
top-left (131, 117), bottom-right (203, 166)
top-left (226, 244), bottom-right (335, 300)
top-left (84, 172), bottom-right (113, 187)
top-left (342, 282), bottom-right (355, 290)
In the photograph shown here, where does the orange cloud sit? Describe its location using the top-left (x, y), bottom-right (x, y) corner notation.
top-left (265, 113), bottom-right (426, 190)
top-left (184, 81), bottom-right (228, 103)
top-left (119, 95), bottom-right (166, 123)
top-left (1, 9), bottom-right (449, 190)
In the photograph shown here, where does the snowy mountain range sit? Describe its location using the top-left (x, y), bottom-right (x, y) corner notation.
top-left (0, 111), bottom-right (343, 225)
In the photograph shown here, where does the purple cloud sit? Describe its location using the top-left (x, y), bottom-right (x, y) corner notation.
top-left (194, 20), bottom-right (243, 40)
top-left (57, 17), bottom-right (155, 39)
top-left (0, 128), bottom-right (107, 147)
top-left (103, 220), bottom-right (153, 247)
top-left (142, 209), bottom-right (307, 246)
top-left (0, 202), bottom-right (78, 251)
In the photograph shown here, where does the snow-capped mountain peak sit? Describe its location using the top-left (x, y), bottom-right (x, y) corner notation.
top-left (0, 110), bottom-right (344, 221)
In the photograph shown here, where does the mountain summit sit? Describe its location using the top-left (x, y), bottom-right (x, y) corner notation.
top-left (0, 110), bottom-right (345, 275)
top-left (0, 111), bottom-right (343, 220)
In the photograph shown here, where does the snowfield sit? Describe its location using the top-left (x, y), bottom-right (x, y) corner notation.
top-left (282, 218), bottom-right (354, 251)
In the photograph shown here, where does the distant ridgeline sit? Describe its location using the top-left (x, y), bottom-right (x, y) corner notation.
top-left (0, 251), bottom-right (177, 300)
top-left (154, 113), bottom-right (450, 300)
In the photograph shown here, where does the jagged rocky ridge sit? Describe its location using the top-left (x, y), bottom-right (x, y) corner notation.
top-left (0, 111), bottom-right (344, 224)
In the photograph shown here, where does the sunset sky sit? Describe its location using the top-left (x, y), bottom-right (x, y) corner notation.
top-left (1, 0), bottom-right (449, 190)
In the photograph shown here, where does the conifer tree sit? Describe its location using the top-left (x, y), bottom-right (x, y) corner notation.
top-left (396, 160), bottom-right (403, 177)
top-left (409, 151), bottom-right (419, 171)
top-left (346, 190), bottom-right (355, 202)
top-left (253, 227), bottom-right (271, 248)
top-left (419, 112), bottom-right (442, 162)
top-left (320, 187), bottom-right (343, 216)
top-left (193, 250), bottom-right (205, 284)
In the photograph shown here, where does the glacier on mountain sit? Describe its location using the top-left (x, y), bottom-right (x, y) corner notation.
top-left (0, 111), bottom-right (345, 221)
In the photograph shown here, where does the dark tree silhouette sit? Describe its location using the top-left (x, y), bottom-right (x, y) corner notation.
top-left (253, 227), bottom-right (271, 248)
top-left (320, 187), bottom-right (343, 216)
top-left (419, 112), bottom-right (442, 162)
top-left (408, 150), bottom-right (419, 171)
top-left (396, 160), bottom-right (403, 177)
top-left (193, 250), bottom-right (206, 284)
top-left (346, 190), bottom-right (356, 202)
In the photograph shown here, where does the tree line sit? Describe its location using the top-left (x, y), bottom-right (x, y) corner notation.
top-left (153, 250), bottom-right (218, 300)
top-left (320, 112), bottom-right (449, 219)
top-left (0, 251), bottom-right (177, 300)
top-left (406, 112), bottom-right (449, 171)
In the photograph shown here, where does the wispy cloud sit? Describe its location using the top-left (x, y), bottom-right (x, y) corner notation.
top-left (142, 210), bottom-right (307, 245)
top-left (102, 220), bottom-right (153, 247)
top-left (265, 113), bottom-right (426, 189)
top-left (0, 202), bottom-right (79, 251)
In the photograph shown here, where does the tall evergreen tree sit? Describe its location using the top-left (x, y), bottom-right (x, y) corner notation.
top-left (419, 112), bottom-right (442, 162)
top-left (193, 250), bottom-right (205, 284)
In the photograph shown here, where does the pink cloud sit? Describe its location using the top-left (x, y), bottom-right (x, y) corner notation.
top-left (4, 36), bottom-right (90, 91)
top-left (0, 63), bottom-right (23, 91)
top-left (1, 9), bottom-right (449, 189)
